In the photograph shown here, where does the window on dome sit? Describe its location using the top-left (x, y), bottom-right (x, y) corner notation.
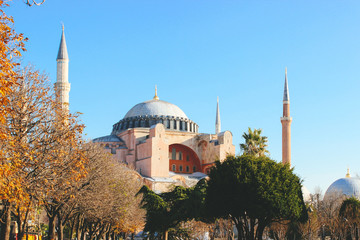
top-left (179, 151), bottom-right (183, 160)
top-left (172, 164), bottom-right (176, 171)
top-left (193, 166), bottom-right (196, 172)
top-left (179, 121), bottom-right (183, 130)
top-left (179, 165), bottom-right (183, 172)
top-left (186, 166), bottom-right (189, 172)
top-left (172, 148), bottom-right (176, 160)
top-left (186, 155), bottom-right (189, 162)
top-left (166, 120), bottom-right (170, 129)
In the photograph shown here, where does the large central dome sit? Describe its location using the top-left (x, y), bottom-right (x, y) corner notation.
top-left (124, 99), bottom-right (188, 119)
top-left (111, 96), bottom-right (198, 135)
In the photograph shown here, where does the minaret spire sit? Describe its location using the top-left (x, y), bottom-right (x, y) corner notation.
top-left (215, 97), bottom-right (221, 134)
top-left (54, 25), bottom-right (71, 109)
top-left (281, 67), bottom-right (292, 166)
top-left (283, 67), bottom-right (289, 103)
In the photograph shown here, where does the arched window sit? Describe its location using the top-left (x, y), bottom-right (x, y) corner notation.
top-left (179, 165), bottom-right (183, 172)
top-left (193, 166), bottom-right (196, 172)
top-left (186, 155), bottom-right (189, 162)
top-left (186, 166), bottom-right (189, 172)
top-left (172, 164), bottom-right (176, 172)
top-left (111, 148), bottom-right (116, 154)
top-left (172, 148), bottom-right (176, 160)
top-left (179, 151), bottom-right (182, 160)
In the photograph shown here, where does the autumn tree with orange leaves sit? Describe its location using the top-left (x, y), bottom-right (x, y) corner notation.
top-left (1, 66), bottom-right (54, 240)
top-left (67, 143), bottom-right (145, 240)
top-left (0, 65), bottom-right (88, 240)
top-left (0, 1), bottom-right (27, 240)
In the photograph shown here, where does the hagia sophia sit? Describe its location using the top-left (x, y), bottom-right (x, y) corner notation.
top-left (55, 28), bottom-right (360, 197)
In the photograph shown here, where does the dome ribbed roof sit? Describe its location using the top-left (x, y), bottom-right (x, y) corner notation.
top-left (325, 177), bottom-right (360, 199)
top-left (124, 99), bottom-right (188, 119)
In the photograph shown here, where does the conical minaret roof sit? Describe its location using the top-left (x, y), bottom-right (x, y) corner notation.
top-left (57, 25), bottom-right (69, 60)
top-left (215, 97), bottom-right (221, 134)
top-left (283, 67), bottom-right (289, 102)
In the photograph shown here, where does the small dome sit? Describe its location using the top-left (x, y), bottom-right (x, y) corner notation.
top-left (124, 99), bottom-right (188, 119)
top-left (324, 177), bottom-right (360, 200)
top-left (302, 186), bottom-right (311, 202)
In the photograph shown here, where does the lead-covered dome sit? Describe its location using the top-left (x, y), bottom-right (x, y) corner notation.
top-left (111, 97), bottom-right (198, 135)
top-left (324, 171), bottom-right (360, 200)
top-left (124, 99), bottom-right (188, 119)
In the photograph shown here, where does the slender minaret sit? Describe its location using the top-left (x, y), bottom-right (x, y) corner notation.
top-left (281, 68), bottom-right (292, 166)
top-left (215, 97), bottom-right (221, 134)
top-left (54, 25), bottom-right (70, 109)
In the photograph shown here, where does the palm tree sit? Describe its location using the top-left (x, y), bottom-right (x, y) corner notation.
top-left (240, 127), bottom-right (269, 157)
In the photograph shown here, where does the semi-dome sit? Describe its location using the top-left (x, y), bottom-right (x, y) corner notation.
top-left (324, 170), bottom-right (360, 200)
top-left (111, 93), bottom-right (198, 135)
top-left (124, 99), bottom-right (188, 119)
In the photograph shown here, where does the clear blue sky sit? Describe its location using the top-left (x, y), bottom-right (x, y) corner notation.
top-left (7, 0), bottom-right (360, 194)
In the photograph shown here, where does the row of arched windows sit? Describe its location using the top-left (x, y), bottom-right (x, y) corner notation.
top-left (113, 117), bottom-right (198, 133)
top-left (172, 164), bottom-right (196, 173)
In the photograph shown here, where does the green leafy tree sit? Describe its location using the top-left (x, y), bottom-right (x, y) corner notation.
top-left (138, 180), bottom-right (208, 240)
top-left (240, 127), bottom-right (269, 157)
top-left (205, 155), bottom-right (307, 240)
top-left (339, 197), bottom-right (360, 240)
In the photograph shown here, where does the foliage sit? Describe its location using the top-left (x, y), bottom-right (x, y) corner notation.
top-left (206, 155), bottom-right (307, 240)
top-left (240, 127), bottom-right (269, 157)
top-left (69, 143), bottom-right (145, 240)
top-left (339, 197), bottom-right (360, 239)
top-left (24, 0), bottom-right (46, 6)
top-left (0, 1), bottom-right (27, 139)
top-left (138, 179), bottom-right (208, 239)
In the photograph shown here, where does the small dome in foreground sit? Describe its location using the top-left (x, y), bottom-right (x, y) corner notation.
top-left (324, 169), bottom-right (360, 200)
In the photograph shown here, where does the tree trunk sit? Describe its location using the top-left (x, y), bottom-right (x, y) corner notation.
top-left (69, 223), bottom-right (74, 240)
top-left (163, 230), bottom-right (168, 240)
top-left (57, 221), bottom-right (64, 240)
top-left (16, 217), bottom-right (25, 240)
top-left (256, 223), bottom-right (265, 240)
top-left (0, 202), bottom-right (12, 240)
top-left (48, 215), bottom-right (56, 240)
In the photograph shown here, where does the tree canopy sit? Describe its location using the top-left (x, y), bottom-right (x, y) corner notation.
top-left (206, 155), bottom-right (307, 240)
top-left (240, 127), bottom-right (269, 157)
top-left (138, 179), bottom-right (208, 240)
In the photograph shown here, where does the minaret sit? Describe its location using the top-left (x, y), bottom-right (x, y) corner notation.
top-left (215, 97), bottom-right (221, 134)
top-left (54, 25), bottom-right (70, 109)
top-left (281, 68), bottom-right (292, 166)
